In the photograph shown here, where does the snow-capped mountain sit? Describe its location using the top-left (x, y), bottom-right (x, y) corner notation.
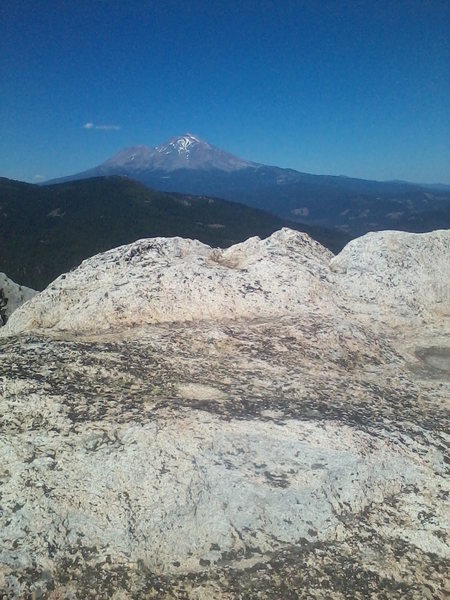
top-left (101, 133), bottom-right (258, 173)
top-left (46, 133), bottom-right (450, 237)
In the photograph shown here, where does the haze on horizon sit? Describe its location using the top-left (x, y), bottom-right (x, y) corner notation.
top-left (1, 0), bottom-right (449, 185)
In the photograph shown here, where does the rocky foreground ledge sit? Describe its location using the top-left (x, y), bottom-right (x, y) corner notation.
top-left (0, 229), bottom-right (449, 599)
top-left (3, 228), bottom-right (449, 334)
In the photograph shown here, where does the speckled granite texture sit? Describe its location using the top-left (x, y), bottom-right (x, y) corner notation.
top-left (0, 229), bottom-right (449, 598)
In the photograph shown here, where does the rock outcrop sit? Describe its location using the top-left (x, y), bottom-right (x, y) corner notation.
top-left (2, 229), bottom-right (336, 334)
top-left (0, 229), bottom-right (449, 599)
top-left (331, 229), bottom-right (450, 322)
top-left (3, 228), bottom-right (449, 336)
top-left (0, 273), bottom-right (36, 325)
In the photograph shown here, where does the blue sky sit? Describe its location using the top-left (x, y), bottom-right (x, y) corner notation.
top-left (1, 0), bottom-right (449, 183)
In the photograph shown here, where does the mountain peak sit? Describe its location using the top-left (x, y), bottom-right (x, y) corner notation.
top-left (100, 133), bottom-right (258, 173)
top-left (156, 133), bottom-right (210, 157)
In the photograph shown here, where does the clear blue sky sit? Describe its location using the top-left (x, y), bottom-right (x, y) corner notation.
top-left (1, 0), bottom-right (449, 183)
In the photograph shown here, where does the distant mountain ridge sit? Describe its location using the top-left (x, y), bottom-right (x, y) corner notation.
top-left (0, 176), bottom-right (347, 290)
top-left (47, 134), bottom-right (450, 237)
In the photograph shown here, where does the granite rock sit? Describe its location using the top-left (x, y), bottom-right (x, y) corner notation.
top-left (0, 272), bottom-right (36, 325)
top-left (4, 229), bottom-right (448, 337)
top-left (0, 229), bottom-right (449, 598)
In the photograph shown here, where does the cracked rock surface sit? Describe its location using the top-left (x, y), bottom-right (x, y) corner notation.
top-left (0, 229), bottom-right (449, 598)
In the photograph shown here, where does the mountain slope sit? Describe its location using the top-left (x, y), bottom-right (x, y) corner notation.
top-left (0, 176), bottom-right (347, 290)
top-left (102, 133), bottom-right (259, 172)
top-left (51, 133), bottom-right (258, 179)
top-left (47, 133), bottom-right (450, 237)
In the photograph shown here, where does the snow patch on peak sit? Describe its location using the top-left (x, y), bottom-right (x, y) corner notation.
top-left (180, 133), bottom-right (203, 144)
top-left (156, 133), bottom-right (209, 157)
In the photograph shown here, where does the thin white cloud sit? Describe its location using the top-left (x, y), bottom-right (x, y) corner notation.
top-left (96, 124), bottom-right (120, 131)
top-left (33, 174), bottom-right (45, 181)
top-left (83, 122), bottom-right (120, 131)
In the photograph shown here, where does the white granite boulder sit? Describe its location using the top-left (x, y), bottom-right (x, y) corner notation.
top-left (331, 229), bottom-right (450, 322)
top-left (3, 228), bottom-right (449, 336)
top-left (2, 229), bottom-right (336, 334)
top-left (0, 272), bottom-right (36, 325)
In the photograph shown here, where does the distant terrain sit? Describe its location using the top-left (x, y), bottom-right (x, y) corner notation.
top-left (48, 133), bottom-right (450, 237)
top-left (0, 176), bottom-right (347, 290)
